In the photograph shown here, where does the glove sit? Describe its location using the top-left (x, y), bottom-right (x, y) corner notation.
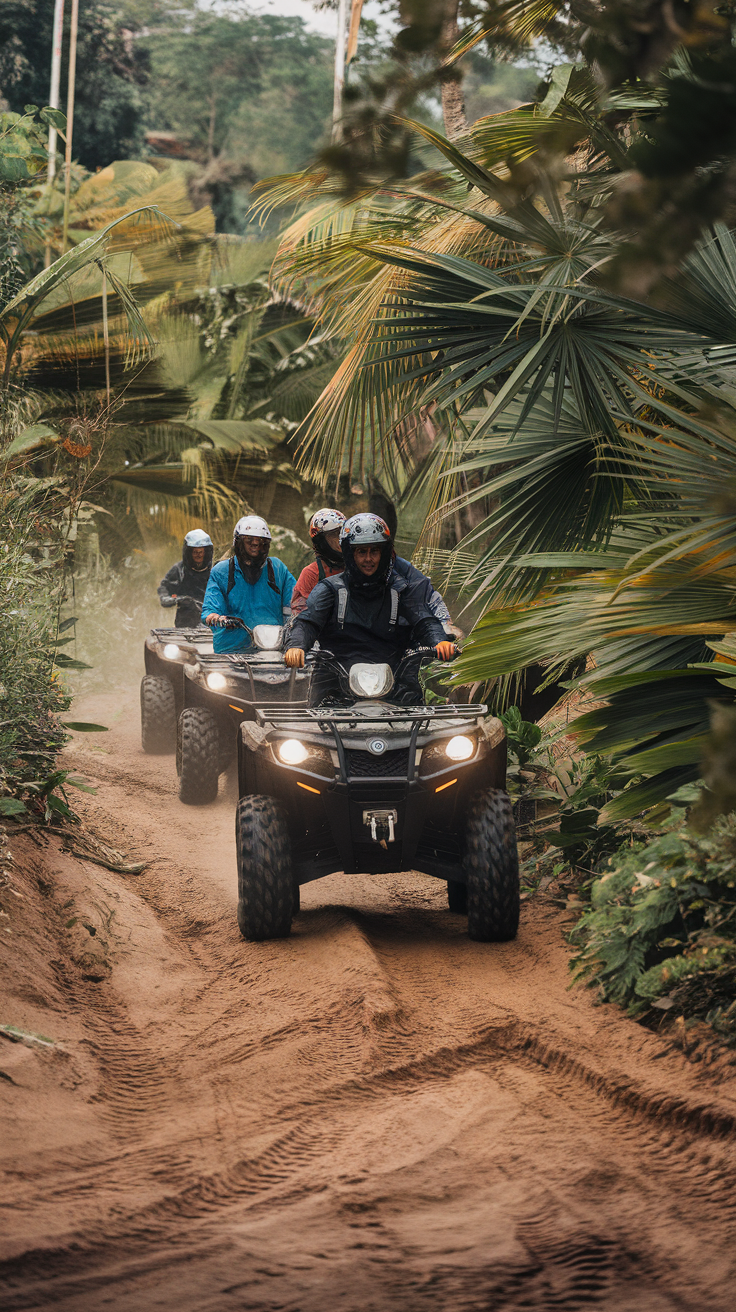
top-left (435, 641), bottom-right (457, 662)
top-left (161, 596), bottom-right (177, 608)
top-left (284, 648), bottom-right (305, 668)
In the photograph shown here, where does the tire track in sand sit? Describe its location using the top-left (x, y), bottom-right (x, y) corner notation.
top-left (1, 686), bottom-right (734, 1311)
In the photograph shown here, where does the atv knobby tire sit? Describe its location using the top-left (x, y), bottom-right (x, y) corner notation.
top-left (177, 708), bottom-right (220, 805)
top-left (140, 676), bottom-right (177, 755)
top-left (236, 795), bottom-right (295, 940)
top-left (447, 879), bottom-right (468, 914)
top-left (464, 789), bottom-right (520, 942)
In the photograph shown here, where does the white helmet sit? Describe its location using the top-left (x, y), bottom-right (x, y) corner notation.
top-left (233, 515), bottom-right (271, 542)
top-left (184, 529), bottom-right (213, 548)
top-left (309, 508), bottom-right (346, 538)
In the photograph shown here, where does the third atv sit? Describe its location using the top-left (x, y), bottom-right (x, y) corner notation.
top-left (140, 612), bottom-right (213, 755)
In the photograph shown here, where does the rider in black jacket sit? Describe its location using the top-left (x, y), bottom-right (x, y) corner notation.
top-left (157, 529), bottom-right (214, 628)
top-left (284, 514), bottom-right (456, 701)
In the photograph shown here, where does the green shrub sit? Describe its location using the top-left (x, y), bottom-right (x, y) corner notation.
top-left (570, 812), bottom-right (736, 1016)
top-left (0, 481), bottom-right (72, 797)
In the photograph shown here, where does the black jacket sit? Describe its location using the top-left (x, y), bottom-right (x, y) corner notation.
top-left (288, 567), bottom-right (446, 670)
top-left (158, 560), bottom-right (211, 628)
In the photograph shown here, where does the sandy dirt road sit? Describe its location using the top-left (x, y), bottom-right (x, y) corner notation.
top-left (2, 684), bottom-right (736, 1311)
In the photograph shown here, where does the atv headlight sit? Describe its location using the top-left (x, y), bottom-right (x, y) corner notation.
top-left (445, 734), bottom-right (474, 761)
top-left (206, 671), bottom-right (227, 691)
top-left (278, 738), bottom-right (309, 765)
top-left (349, 663), bottom-right (394, 699)
top-left (163, 643), bottom-right (180, 660)
top-left (252, 624), bottom-right (283, 651)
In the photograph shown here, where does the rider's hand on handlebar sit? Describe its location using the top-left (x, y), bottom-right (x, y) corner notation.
top-left (205, 613), bottom-right (226, 627)
top-left (435, 640), bottom-right (458, 662)
top-left (284, 647), bottom-right (305, 668)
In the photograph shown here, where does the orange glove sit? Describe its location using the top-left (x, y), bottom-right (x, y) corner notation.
top-left (435, 641), bottom-right (457, 662)
top-left (284, 647), bottom-right (305, 668)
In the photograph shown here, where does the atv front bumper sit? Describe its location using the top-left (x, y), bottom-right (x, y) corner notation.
top-left (240, 735), bottom-right (505, 884)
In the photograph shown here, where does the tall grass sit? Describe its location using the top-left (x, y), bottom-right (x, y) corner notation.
top-left (0, 471), bottom-right (72, 801)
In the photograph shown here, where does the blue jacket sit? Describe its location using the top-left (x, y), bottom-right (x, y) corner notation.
top-left (202, 555), bottom-right (296, 653)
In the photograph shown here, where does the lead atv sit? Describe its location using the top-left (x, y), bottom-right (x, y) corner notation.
top-left (176, 620), bottom-right (312, 806)
top-left (235, 648), bottom-right (519, 944)
top-left (140, 613), bottom-right (214, 754)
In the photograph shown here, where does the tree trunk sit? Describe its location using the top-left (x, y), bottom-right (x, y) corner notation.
top-left (439, 0), bottom-right (467, 140)
top-left (207, 95), bottom-right (217, 163)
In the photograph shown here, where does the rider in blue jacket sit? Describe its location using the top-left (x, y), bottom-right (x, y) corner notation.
top-left (202, 516), bottom-right (296, 654)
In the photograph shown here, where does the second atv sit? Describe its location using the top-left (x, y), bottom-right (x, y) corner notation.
top-left (176, 620), bottom-right (312, 805)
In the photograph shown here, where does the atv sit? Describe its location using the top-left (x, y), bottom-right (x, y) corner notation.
top-left (235, 647), bottom-right (519, 944)
top-left (140, 610), bottom-right (213, 755)
top-left (176, 619), bottom-right (312, 806)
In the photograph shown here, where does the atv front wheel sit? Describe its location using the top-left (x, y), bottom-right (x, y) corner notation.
top-left (236, 795), bottom-right (295, 940)
top-left (177, 708), bottom-right (220, 804)
top-left (464, 789), bottom-right (520, 942)
top-left (140, 676), bottom-right (177, 755)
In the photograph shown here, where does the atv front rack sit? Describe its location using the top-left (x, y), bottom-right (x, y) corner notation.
top-left (150, 626), bottom-right (212, 642)
top-left (196, 651), bottom-right (310, 699)
top-left (256, 703), bottom-right (488, 786)
top-left (198, 652), bottom-right (285, 667)
top-left (255, 703), bottom-right (487, 726)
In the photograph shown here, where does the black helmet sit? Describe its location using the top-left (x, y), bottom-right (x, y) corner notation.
top-left (309, 507), bottom-right (345, 568)
top-left (183, 529), bottom-right (213, 572)
top-left (339, 513), bottom-right (393, 593)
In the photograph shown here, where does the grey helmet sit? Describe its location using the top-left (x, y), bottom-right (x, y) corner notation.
top-left (339, 513), bottom-right (393, 591)
top-left (183, 529), bottom-right (213, 572)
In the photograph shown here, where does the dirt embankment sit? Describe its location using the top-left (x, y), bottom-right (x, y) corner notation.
top-left (2, 685), bottom-right (736, 1312)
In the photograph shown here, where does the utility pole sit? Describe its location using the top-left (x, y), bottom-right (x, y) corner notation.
top-left (47, 0), bottom-right (65, 182)
top-left (61, 0), bottom-right (79, 254)
top-left (331, 0), bottom-right (349, 141)
top-left (45, 0), bottom-right (65, 266)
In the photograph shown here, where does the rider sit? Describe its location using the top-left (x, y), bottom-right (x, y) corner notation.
top-left (284, 513), bottom-right (456, 701)
top-left (202, 515), bottom-right (296, 654)
top-left (157, 529), bottom-right (213, 628)
top-left (290, 508), bottom-right (346, 615)
top-left (291, 506), bottom-right (454, 631)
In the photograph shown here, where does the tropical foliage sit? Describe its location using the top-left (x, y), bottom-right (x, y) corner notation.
top-left (0, 113), bottom-right (164, 815)
top-left (571, 810), bottom-right (736, 1045)
top-left (252, 9), bottom-right (736, 828)
top-left (0, 0), bottom-right (150, 168)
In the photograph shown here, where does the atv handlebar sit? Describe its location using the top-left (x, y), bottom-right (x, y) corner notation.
top-left (394, 644), bottom-right (461, 678)
top-left (306, 643), bottom-right (459, 703)
top-left (205, 614), bottom-right (252, 632)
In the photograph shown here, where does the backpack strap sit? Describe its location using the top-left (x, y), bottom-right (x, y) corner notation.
top-left (317, 558), bottom-right (326, 582)
top-left (267, 558), bottom-right (279, 595)
top-left (389, 588), bottom-right (399, 629)
top-left (227, 557), bottom-right (236, 596)
top-left (337, 584), bottom-right (349, 629)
